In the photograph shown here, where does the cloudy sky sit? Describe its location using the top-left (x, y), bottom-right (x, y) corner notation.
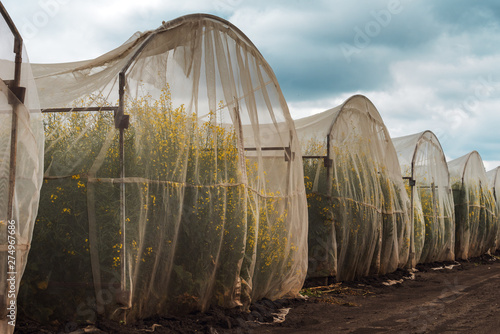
top-left (3, 0), bottom-right (500, 169)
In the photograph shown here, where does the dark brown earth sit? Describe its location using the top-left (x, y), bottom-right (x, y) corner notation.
top-left (14, 251), bottom-right (500, 334)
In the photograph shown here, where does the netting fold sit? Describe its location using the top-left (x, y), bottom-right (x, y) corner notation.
top-left (448, 152), bottom-right (497, 259)
top-left (19, 14), bottom-right (308, 324)
top-left (0, 11), bottom-right (44, 333)
top-left (487, 167), bottom-right (500, 251)
top-left (294, 95), bottom-right (411, 281)
top-left (392, 131), bottom-right (455, 264)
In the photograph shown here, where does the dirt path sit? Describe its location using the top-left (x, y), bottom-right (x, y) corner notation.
top-left (14, 254), bottom-right (500, 333)
top-left (258, 256), bottom-right (500, 334)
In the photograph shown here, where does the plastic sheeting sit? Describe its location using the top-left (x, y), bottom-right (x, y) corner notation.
top-left (487, 167), bottom-right (500, 250)
top-left (19, 14), bottom-right (308, 324)
top-left (393, 131), bottom-right (455, 264)
top-left (294, 95), bottom-right (410, 281)
top-left (448, 152), bottom-right (497, 259)
top-left (0, 6), bottom-right (44, 333)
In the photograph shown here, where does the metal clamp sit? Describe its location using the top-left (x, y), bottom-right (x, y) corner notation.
top-left (403, 176), bottom-right (416, 186)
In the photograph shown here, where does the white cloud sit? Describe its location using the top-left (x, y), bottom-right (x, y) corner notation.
top-left (288, 95), bottom-right (348, 119)
top-left (484, 161), bottom-right (500, 171)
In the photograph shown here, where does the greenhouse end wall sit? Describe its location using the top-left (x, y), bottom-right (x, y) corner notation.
top-left (18, 14), bottom-right (308, 324)
top-left (295, 95), bottom-right (411, 282)
top-left (392, 131), bottom-right (455, 264)
top-left (487, 167), bottom-right (500, 251)
top-left (448, 152), bottom-right (497, 259)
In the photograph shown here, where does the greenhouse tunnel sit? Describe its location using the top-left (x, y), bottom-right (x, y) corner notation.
top-left (0, 3), bottom-right (44, 333)
top-left (487, 166), bottom-right (500, 250)
top-left (448, 151), bottom-right (497, 259)
top-left (294, 94), bottom-right (411, 282)
top-left (392, 131), bottom-right (455, 265)
top-left (18, 14), bottom-right (308, 324)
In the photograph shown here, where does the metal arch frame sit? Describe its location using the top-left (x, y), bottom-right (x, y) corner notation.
top-left (39, 15), bottom-right (301, 321)
top-left (402, 130), bottom-right (454, 268)
top-left (1, 2), bottom-right (24, 222)
top-left (300, 95), bottom-right (384, 199)
top-left (0, 1), bottom-right (26, 326)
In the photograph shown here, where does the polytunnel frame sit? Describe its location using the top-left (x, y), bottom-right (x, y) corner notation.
top-left (453, 151), bottom-right (484, 190)
top-left (300, 94), bottom-right (382, 280)
top-left (450, 150), bottom-right (498, 259)
top-left (300, 94), bottom-right (414, 275)
top-left (490, 167), bottom-right (500, 248)
top-left (460, 151), bottom-right (480, 183)
top-left (399, 130), bottom-right (451, 267)
top-left (38, 13), bottom-right (297, 320)
top-left (300, 103), bottom-right (337, 196)
top-left (452, 151), bottom-right (490, 219)
top-left (0, 2), bottom-right (26, 222)
top-left (301, 94), bottom-right (385, 202)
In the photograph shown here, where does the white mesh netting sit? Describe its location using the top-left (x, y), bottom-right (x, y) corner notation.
top-left (487, 167), bottom-right (500, 251)
top-left (294, 95), bottom-right (411, 281)
top-left (18, 14), bottom-right (308, 323)
top-left (0, 7), bottom-right (44, 333)
top-left (392, 131), bottom-right (455, 264)
top-left (5, 7), bottom-right (499, 330)
top-left (448, 152), bottom-right (497, 259)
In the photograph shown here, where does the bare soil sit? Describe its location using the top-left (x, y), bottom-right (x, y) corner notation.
top-left (14, 251), bottom-right (500, 334)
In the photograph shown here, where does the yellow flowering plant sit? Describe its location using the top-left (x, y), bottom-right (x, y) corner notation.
top-left (452, 180), bottom-right (497, 259)
top-left (20, 86), bottom-right (297, 322)
top-left (303, 137), bottom-right (409, 282)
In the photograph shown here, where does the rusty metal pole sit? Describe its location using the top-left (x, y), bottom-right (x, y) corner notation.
top-left (324, 134), bottom-right (333, 286)
top-left (325, 134), bottom-right (332, 196)
top-left (1, 3), bottom-right (25, 326)
top-left (118, 72), bottom-right (126, 295)
top-left (6, 49), bottom-right (21, 223)
top-left (1, 2), bottom-right (24, 222)
top-left (403, 172), bottom-right (416, 269)
top-left (113, 31), bottom-right (156, 323)
top-left (409, 178), bottom-right (415, 268)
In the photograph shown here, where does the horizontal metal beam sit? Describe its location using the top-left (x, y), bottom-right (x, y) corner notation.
top-left (302, 155), bottom-right (327, 159)
top-left (244, 146), bottom-right (286, 151)
top-left (403, 176), bottom-right (416, 186)
top-left (42, 106), bottom-right (119, 113)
